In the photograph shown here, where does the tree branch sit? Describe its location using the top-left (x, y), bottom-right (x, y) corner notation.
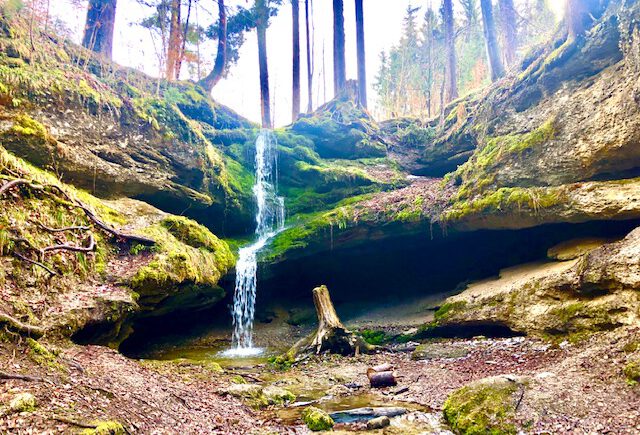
top-left (0, 312), bottom-right (45, 338)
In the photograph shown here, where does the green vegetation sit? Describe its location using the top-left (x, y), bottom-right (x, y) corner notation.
top-left (445, 187), bottom-right (565, 221)
top-left (434, 301), bottom-right (468, 322)
top-left (624, 359), bottom-right (640, 386)
top-left (81, 421), bottom-right (125, 435)
top-left (360, 329), bottom-right (389, 345)
top-left (9, 392), bottom-right (36, 413)
top-left (451, 118), bottom-right (557, 201)
top-left (302, 406), bottom-right (335, 431)
top-left (443, 378), bottom-right (520, 435)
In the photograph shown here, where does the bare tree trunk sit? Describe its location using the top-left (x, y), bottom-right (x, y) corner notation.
top-left (442, 0), bottom-right (458, 103)
top-left (176, 0), bottom-right (192, 80)
top-left (292, 0), bottom-right (301, 122)
top-left (480, 0), bottom-right (505, 82)
top-left (200, 0), bottom-right (227, 92)
top-left (498, 0), bottom-right (517, 66)
top-left (305, 0), bottom-right (313, 112)
top-left (257, 0), bottom-right (272, 128)
top-left (566, 0), bottom-right (601, 39)
top-left (287, 286), bottom-right (373, 357)
top-left (166, 0), bottom-right (182, 80)
top-left (332, 0), bottom-right (346, 97)
top-left (82, 0), bottom-right (118, 60)
top-left (355, 0), bottom-right (367, 108)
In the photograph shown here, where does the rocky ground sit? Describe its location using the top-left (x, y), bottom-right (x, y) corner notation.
top-left (3, 326), bottom-right (637, 434)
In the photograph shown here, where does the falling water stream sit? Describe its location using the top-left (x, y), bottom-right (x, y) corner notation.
top-left (223, 130), bottom-right (285, 357)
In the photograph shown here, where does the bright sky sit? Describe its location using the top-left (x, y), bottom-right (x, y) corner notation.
top-left (50, 0), bottom-right (564, 126)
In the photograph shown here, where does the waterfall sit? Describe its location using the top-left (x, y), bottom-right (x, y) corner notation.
top-left (224, 130), bottom-right (285, 356)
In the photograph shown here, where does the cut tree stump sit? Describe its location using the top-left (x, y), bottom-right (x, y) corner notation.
top-left (286, 285), bottom-right (374, 358)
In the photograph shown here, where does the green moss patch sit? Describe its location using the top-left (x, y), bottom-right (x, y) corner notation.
top-left (302, 406), bottom-right (335, 431)
top-left (443, 377), bottom-right (522, 435)
top-left (130, 218), bottom-right (234, 298)
top-left (623, 359), bottom-right (640, 386)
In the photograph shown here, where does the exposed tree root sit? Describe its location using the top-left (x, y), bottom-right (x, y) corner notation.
top-left (0, 371), bottom-right (48, 383)
top-left (41, 233), bottom-right (96, 255)
top-left (36, 223), bottom-right (91, 233)
top-left (13, 252), bottom-right (57, 276)
top-left (0, 312), bottom-right (45, 338)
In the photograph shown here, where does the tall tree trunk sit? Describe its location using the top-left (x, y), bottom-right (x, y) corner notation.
top-left (305, 0), bottom-right (313, 112)
top-left (292, 0), bottom-right (301, 122)
top-left (498, 0), bottom-right (517, 66)
top-left (355, 0), bottom-right (367, 108)
top-left (332, 0), bottom-right (346, 97)
top-left (176, 0), bottom-right (192, 80)
top-left (442, 0), bottom-right (458, 103)
top-left (256, 0), bottom-right (272, 128)
top-left (566, 0), bottom-right (601, 39)
top-left (166, 0), bottom-right (182, 80)
top-left (480, 0), bottom-right (505, 82)
top-left (82, 0), bottom-right (117, 60)
top-left (200, 0), bottom-right (227, 92)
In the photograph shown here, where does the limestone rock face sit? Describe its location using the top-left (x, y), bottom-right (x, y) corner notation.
top-left (436, 226), bottom-right (640, 336)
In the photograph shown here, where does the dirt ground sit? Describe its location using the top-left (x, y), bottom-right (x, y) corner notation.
top-left (2, 326), bottom-right (638, 434)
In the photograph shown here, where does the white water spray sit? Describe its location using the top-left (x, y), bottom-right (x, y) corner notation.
top-left (224, 130), bottom-right (285, 357)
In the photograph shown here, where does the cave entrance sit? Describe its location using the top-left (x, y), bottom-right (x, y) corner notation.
top-left (118, 218), bottom-right (640, 359)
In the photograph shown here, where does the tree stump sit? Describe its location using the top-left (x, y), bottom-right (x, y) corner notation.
top-left (286, 285), bottom-right (373, 358)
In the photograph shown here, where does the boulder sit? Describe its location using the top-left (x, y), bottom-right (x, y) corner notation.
top-left (443, 375), bottom-right (526, 435)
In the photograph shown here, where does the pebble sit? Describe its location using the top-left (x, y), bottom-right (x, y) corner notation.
top-left (366, 416), bottom-right (390, 430)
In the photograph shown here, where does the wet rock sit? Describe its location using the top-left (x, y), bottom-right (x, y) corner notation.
top-left (411, 343), bottom-right (470, 360)
top-left (9, 392), bottom-right (36, 413)
top-left (326, 384), bottom-right (352, 397)
top-left (302, 406), bottom-right (334, 431)
top-left (367, 416), bottom-right (390, 429)
top-left (262, 386), bottom-right (296, 405)
top-left (330, 406), bottom-right (407, 424)
top-left (225, 383), bottom-right (263, 399)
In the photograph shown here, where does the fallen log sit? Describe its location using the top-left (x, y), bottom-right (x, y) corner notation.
top-left (367, 370), bottom-right (397, 388)
top-left (0, 371), bottom-right (48, 383)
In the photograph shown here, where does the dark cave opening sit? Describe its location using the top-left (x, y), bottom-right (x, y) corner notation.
top-left (117, 218), bottom-right (640, 358)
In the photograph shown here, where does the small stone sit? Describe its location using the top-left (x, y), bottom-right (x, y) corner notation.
top-left (326, 384), bottom-right (352, 397)
top-left (367, 416), bottom-right (391, 430)
top-left (302, 406), bottom-right (334, 431)
top-left (262, 385), bottom-right (296, 405)
top-left (225, 383), bottom-right (263, 398)
top-left (9, 392), bottom-right (36, 413)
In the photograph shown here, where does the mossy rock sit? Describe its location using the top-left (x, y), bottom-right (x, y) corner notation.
top-left (262, 386), bottom-right (296, 405)
top-left (624, 359), bottom-right (640, 386)
top-left (81, 421), bottom-right (125, 435)
top-left (302, 406), bottom-right (335, 431)
top-left (547, 238), bottom-right (610, 261)
top-left (443, 375), bottom-right (526, 435)
top-left (9, 392), bottom-right (36, 413)
top-left (130, 218), bottom-right (233, 312)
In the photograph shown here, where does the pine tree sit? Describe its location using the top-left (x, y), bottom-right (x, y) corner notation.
top-left (256, 0), bottom-right (271, 128)
top-left (82, 0), bottom-right (118, 60)
top-left (332, 0), bottom-right (346, 97)
top-left (498, 0), bottom-right (517, 66)
top-left (200, 0), bottom-right (227, 92)
top-left (355, 0), bottom-right (367, 108)
top-left (480, 0), bottom-right (504, 81)
top-left (304, 0), bottom-right (313, 112)
top-left (292, 0), bottom-right (301, 121)
top-left (442, 0), bottom-right (458, 103)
